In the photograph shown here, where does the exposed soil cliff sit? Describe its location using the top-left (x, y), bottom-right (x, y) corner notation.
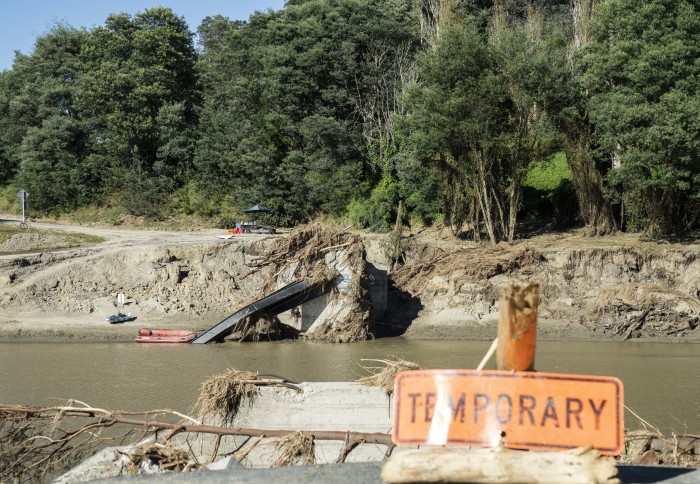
top-left (371, 230), bottom-right (700, 341)
top-left (0, 220), bottom-right (698, 342)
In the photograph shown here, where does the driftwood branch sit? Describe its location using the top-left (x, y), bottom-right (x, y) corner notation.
top-left (1, 404), bottom-right (393, 444)
top-left (111, 416), bottom-right (393, 444)
top-left (622, 308), bottom-right (651, 340)
top-left (335, 431), bottom-right (364, 463)
top-left (381, 446), bottom-right (619, 484)
top-left (1, 403), bottom-right (393, 482)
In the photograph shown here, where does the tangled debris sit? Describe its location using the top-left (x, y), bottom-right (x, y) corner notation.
top-left (273, 431), bottom-right (316, 467)
top-left (357, 358), bottom-right (421, 395)
top-left (239, 223), bottom-right (374, 343)
top-left (0, 399), bottom-right (395, 482)
top-left (123, 443), bottom-right (201, 475)
top-left (192, 369), bottom-right (303, 423)
top-left (590, 284), bottom-right (700, 315)
top-left (192, 369), bottom-right (260, 424)
top-left (392, 246), bottom-right (544, 296)
top-left (0, 402), bottom-right (207, 483)
top-left (224, 312), bottom-right (298, 342)
top-left (621, 430), bottom-right (700, 467)
top-left (590, 284), bottom-right (700, 339)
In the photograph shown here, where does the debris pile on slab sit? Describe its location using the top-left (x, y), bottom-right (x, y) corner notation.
top-left (274, 432), bottom-right (316, 467)
top-left (357, 358), bottom-right (421, 395)
top-left (192, 369), bottom-right (261, 424)
top-left (123, 443), bottom-right (202, 475)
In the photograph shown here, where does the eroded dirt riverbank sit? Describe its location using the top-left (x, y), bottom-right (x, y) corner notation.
top-left (0, 218), bottom-right (698, 343)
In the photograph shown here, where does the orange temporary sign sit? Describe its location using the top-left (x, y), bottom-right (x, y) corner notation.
top-left (392, 370), bottom-right (624, 455)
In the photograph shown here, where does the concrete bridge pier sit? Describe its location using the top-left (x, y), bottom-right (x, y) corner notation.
top-left (278, 264), bottom-right (387, 333)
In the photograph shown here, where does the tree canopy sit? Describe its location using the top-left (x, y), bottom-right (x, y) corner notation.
top-left (0, 0), bottom-right (698, 239)
top-left (580, 0), bottom-right (700, 236)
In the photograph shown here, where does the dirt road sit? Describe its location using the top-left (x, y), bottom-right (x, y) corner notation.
top-left (0, 217), bottom-right (275, 341)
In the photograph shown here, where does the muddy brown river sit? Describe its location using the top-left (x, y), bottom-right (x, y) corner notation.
top-left (0, 339), bottom-right (697, 435)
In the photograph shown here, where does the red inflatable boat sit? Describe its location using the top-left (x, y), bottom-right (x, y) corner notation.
top-left (136, 328), bottom-right (197, 343)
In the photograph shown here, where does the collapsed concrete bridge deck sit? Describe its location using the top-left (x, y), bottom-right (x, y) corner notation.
top-left (190, 281), bottom-right (329, 344)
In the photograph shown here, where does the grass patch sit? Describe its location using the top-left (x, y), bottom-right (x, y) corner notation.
top-left (522, 152), bottom-right (577, 226)
top-left (524, 151), bottom-right (571, 191)
top-left (0, 223), bottom-right (105, 249)
top-left (61, 204), bottom-right (129, 226)
top-left (41, 203), bottom-right (221, 231)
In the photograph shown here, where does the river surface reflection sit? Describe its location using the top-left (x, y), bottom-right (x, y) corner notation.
top-left (0, 339), bottom-right (697, 434)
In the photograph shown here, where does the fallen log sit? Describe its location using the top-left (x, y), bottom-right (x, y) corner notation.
top-left (623, 308), bottom-right (651, 340)
top-left (381, 446), bottom-right (619, 484)
top-left (0, 404), bottom-right (393, 445)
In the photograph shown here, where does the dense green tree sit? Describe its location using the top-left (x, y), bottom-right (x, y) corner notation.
top-left (402, 22), bottom-right (504, 240)
top-left (1, 26), bottom-right (90, 211)
top-left (0, 71), bottom-right (22, 185)
top-left (195, 0), bottom-right (418, 226)
top-left (18, 116), bottom-right (87, 211)
top-left (580, 0), bottom-right (700, 236)
top-left (488, 9), bottom-right (562, 239)
top-left (401, 11), bottom-right (562, 243)
top-left (79, 8), bottom-right (198, 212)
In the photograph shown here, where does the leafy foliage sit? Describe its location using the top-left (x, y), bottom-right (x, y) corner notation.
top-left (400, 13), bottom-right (564, 242)
top-left (0, 0), bottom-right (697, 238)
top-left (194, 0), bottom-right (418, 226)
top-left (580, 0), bottom-right (700, 236)
top-left (79, 8), bottom-right (198, 214)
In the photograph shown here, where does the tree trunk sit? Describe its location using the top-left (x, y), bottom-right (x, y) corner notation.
top-left (565, 135), bottom-right (617, 235)
top-left (473, 151), bottom-right (498, 246)
top-left (572, 0), bottom-right (603, 48)
top-left (506, 178), bottom-right (521, 242)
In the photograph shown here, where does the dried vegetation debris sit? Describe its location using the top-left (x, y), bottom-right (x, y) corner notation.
top-left (237, 223), bottom-right (374, 343)
top-left (591, 283), bottom-right (700, 339)
top-left (223, 311), bottom-right (298, 342)
top-left (192, 369), bottom-right (261, 424)
top-left (392, 244), bottom-right (544, 295)
top-left (192, 368), bottom-right (302, 423)
top-left (122, 443), bottom-right (202, 474)
top-left (357, 358), bottom-right (421, 395)
top-left (273, 431), bottom-right (316, 467)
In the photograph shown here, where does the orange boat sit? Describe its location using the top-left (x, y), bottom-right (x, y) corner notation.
top-left (136, 328), bottom-right (197, 344)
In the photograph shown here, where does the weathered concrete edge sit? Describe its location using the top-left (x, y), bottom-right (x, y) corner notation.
top-left (91, 462), bottom-right (700, 484)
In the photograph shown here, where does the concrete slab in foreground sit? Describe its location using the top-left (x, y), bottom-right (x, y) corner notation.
top-left (92, 463), bottom-right (700, 484)
top-left (182, 382), bottom-right (394, 467)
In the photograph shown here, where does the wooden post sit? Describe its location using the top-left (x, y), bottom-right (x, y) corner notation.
top-left (496, 282), bottom-right (539, 372)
